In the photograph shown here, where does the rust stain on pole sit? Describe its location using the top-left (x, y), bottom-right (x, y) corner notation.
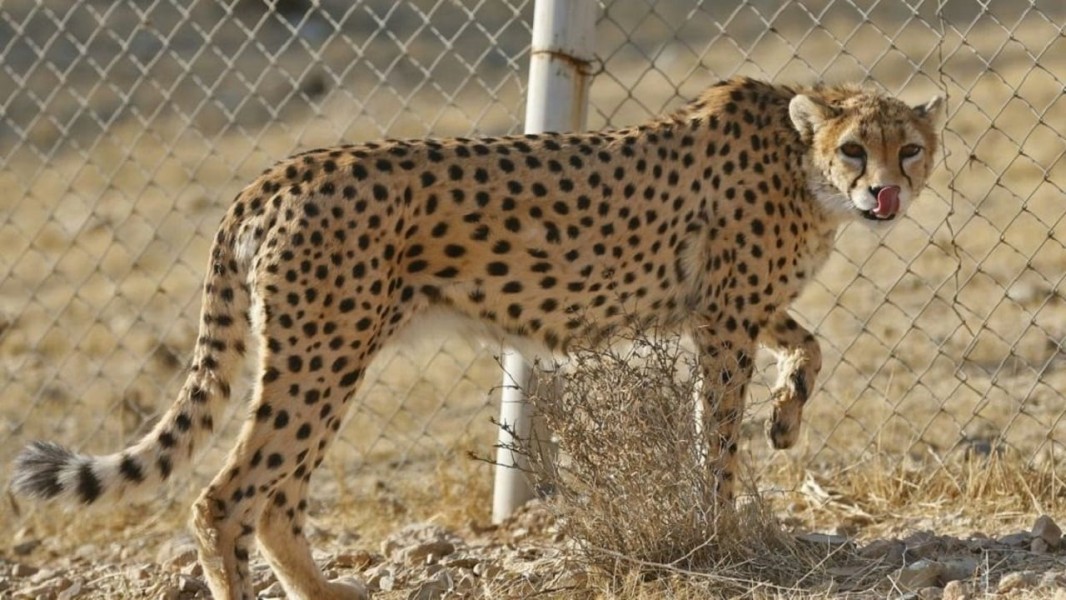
top-left (528, 49), bottom-right (594, 131)
top-left (530, 49), bottom-right (595, 75)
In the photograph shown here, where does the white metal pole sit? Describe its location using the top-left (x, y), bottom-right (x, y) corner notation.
top-left (492, 0), bottom-right (597, 524)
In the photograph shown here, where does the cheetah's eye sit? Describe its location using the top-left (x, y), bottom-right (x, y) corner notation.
top-left (900, 144), bottom-right (923, 159)
top-left (838, 142), bottom-right (866, 160)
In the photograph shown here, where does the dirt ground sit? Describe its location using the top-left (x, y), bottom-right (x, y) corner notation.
top-left (2, 1), bottom-right (1066, 598)
top-left (4, 465), bottom-right (1066, 599)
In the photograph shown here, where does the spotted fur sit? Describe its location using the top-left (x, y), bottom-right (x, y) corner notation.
top-left (13, 77), bottom-right (943, 599)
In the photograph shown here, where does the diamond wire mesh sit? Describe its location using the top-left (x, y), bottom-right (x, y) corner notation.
top-left (0, 0), bottom-right (534, 502)
top-left (1, 0), bottom-right (1065, 524)
top-left (591, 0), bottom-right (1066, 473)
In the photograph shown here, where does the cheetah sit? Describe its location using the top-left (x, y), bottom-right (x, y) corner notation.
top-left (13, 77), bottom-right (942, 599)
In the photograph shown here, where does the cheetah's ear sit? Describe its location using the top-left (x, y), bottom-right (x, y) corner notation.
top-left (789, 94), bottom-right (835, 140)
top-left (913, 96), bottom-right (945, 130)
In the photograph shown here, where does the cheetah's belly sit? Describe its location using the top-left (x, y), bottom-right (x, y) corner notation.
top-left (389, 305), bottom-right (562, 364)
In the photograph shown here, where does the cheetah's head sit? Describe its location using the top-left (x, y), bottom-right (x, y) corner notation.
top-left (789, 87), bottom-right (944, 228)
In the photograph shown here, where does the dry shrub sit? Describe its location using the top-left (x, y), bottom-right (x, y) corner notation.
top-left (509, 327), bottom-right (841, 595)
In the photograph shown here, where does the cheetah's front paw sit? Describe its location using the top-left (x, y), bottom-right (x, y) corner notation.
top-left (766, 372), bottom-right (809, 449)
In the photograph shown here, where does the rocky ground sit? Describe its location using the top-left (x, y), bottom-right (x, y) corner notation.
top-left (3, 502), bottom-right (1066, 599)
top-left (1, 500), bottom-right (576, 600)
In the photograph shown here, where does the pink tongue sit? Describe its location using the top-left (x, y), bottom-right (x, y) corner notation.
top-left (875, 185), bottom-right (901, 218)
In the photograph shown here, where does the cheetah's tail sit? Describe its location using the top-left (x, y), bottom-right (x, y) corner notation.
top-left (12, 224), bottom-right (250, 507)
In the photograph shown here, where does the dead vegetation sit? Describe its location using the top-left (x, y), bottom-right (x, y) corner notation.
top-left (490, 328), bottom-right (1066, 598)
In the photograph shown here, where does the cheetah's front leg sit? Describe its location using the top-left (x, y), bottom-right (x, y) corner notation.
top-left (693, 329), bottom-right (757, 508)
top-left (761, 312), bottom-right (822, 449)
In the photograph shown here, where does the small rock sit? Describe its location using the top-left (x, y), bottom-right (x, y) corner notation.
top-left (939, 557), bottom-right (977, 584)
top-left (163, 549), bottom-right (198, 570)
top-left (19, 576), bottom-right (72, 597)
top-left (254, 573), bottom-right (280, 594)
top-left (998, 571), bottom-right (1039, 594)
top-left (903, 530), bottom-right (937, 545)
top-left (126, 564), bottom-right (152, 580)
top-left (444, 556), bottom-right (479, 569)
top-left (29, 567), bottom-right (58, 582)
top-left (859, 539), bottom-right (905, 566)
top-left (403, 541), bottom-right (455, 565)
top-left (181, 561), bottom-right (204, 578)
top-left (454, 570), bottom-right (477, 594)
top-left (796, 532), bottom-right (851, 546)
top-left (997, 532), bottom-right (1031, 547)
top-left (1039, 570), bottom-right (1066, 588)
top-left (177, 573), bottom-right (208, 593)
top-left (11, 563), bottom-right (39, 578)
top-left (1032, 515), bottom-right (1062, 548)
top-left (155, 535), bottom-right (198, 566)
top-left (367, 566), bottom-right (396, 592)
top-left (964, 535), bottom-right (994, 552)
top-left (12, 539), bottom-right (41, 556)
top-left (904, 531), bottom-right (944, 559)
top-left (259, 581), bottom-right (286, 598)
top-left (942, 580), bottom-right (971, 600)
top-left (330, 551), bottom-right (375, 570)
top-left (381, 524), bottom-right (458, 559)
top-left (332, 576), bottom-right (369, 600)
top-left (57, 580), bottom-right (83, 600)
top-left (895, 559), bottom-right (943, 591)
top-left (407, 570), bottom-right (452, 600)
top-left (473, 561), bottom-right (501, 580)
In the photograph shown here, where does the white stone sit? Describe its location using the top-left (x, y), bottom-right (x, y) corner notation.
top-left (403, 541), bottom-right (456, 565)
top-left (941, 580), bottom-right (971, 600)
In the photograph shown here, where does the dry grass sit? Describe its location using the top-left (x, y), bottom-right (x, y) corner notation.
top-left (504, 330), bottom-right (863, 597)
top-left (781, 452), bottom-right (1066, 542)
top-left (497, 329), bottom-right (1066, 598)
top-left (506, 458), bottom-right (1066, 599)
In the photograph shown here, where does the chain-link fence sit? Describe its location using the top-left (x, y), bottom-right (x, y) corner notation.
top-left (2, 0), bottom-right (1065, 531)
top-left (587, 1), bottom-right (1066, 473)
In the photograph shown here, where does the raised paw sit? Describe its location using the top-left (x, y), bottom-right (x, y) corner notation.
top-left (765, 372), bottom-right (809, 449)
